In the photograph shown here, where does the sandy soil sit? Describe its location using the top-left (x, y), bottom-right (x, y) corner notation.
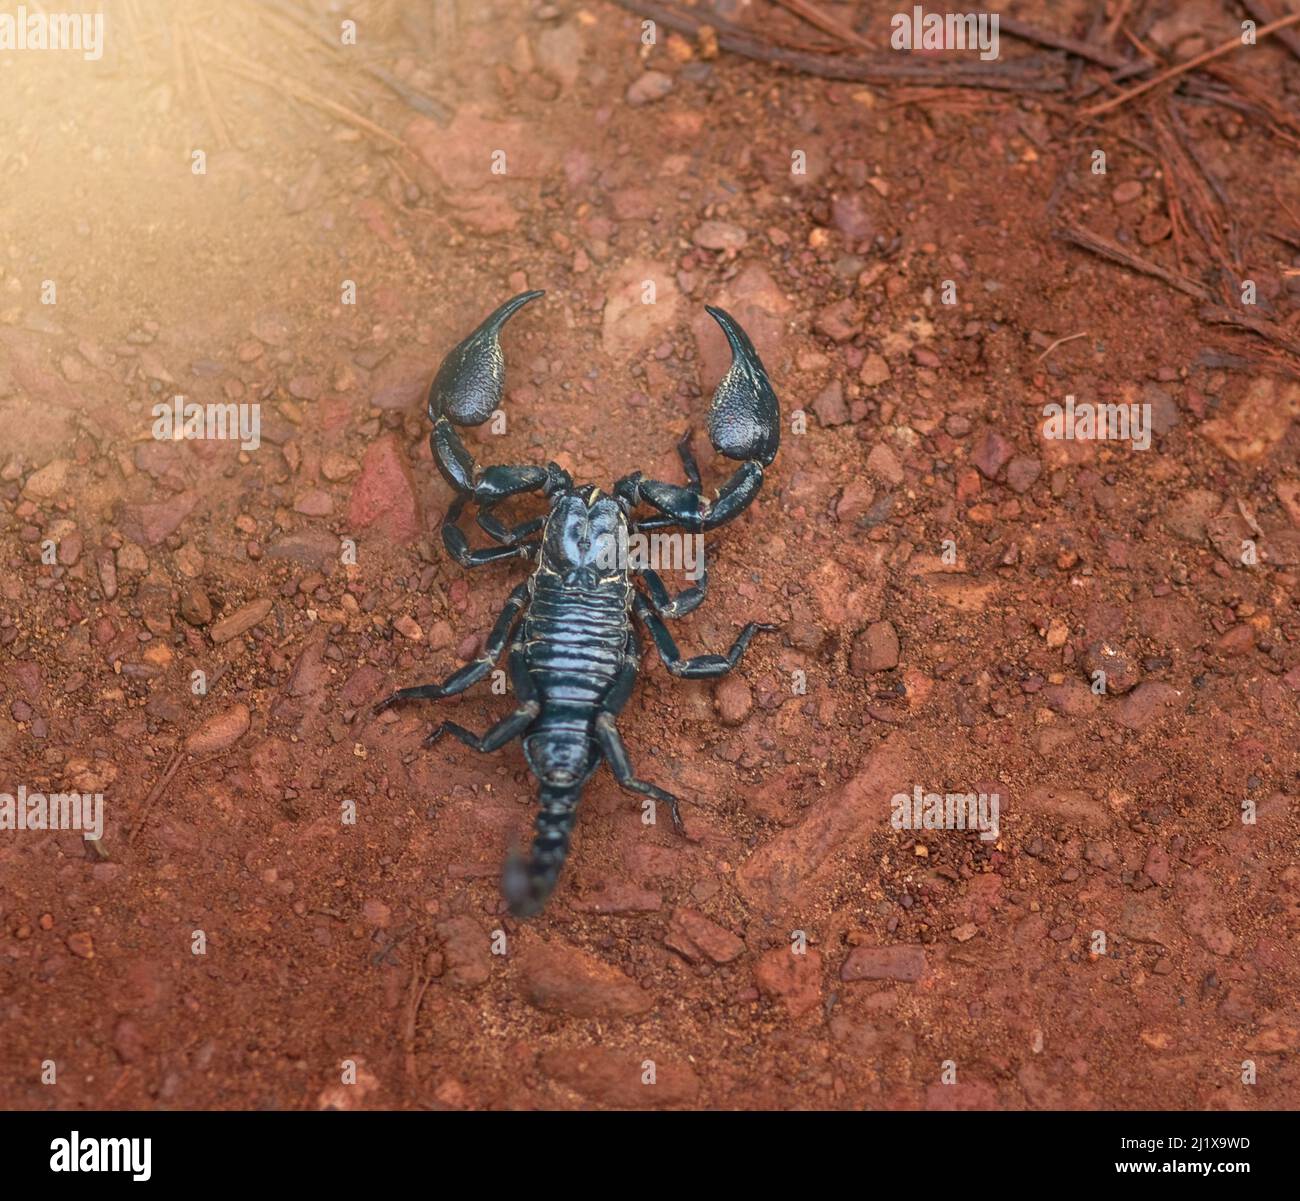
top-left (1, 0), bottom-right (1298, 1110)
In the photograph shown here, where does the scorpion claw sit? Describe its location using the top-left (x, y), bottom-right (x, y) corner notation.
top-left (615, 306), bottom-right (779, 533)
top-left (428, 289), bottom-right (543, 428)
top-left (703, 305), bottom-right (780, 468)
top-left (426, 290), bottom-right (556, 503)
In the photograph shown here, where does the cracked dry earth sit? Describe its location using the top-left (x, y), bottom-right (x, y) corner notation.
top-left (2, 1), bottom-right (1299, 1111)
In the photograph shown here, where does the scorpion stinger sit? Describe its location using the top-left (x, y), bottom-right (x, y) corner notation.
top-left (614, 304), bottom-right (780, 534)
top-left (428, 289), bottom-right (571, 567)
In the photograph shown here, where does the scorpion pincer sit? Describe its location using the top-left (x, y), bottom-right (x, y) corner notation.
top-left (374, 290), bottom-right (781, 916)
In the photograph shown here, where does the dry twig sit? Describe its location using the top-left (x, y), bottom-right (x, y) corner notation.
top-left (1199, 304), bottom-right (1300, 357)
top-left (1240, 0), bottom-right (1300, 63)
top-left (1081, 11), bottom-right (1300, 116)
top-left (611, 0), bottom-right (1067, 91)
top-left (129, 750), bottom-right (186, 845)
top-left (1035, 331), bottom-right (1090, 362)
top-left (181, 19), bottom-right (232, 151)
top-left (196, 31), bottom-right (411, 153)
top-left (999, 15), bottom-right (1130, 68)
top-left (251, 0), bottom-right (453, 124)
top-left (1056, 225), bottom-right (1211, 301)
top-left (771, 0), bottom-right (871, 49)
top-left (402, 957), bottom-right (432, 1083)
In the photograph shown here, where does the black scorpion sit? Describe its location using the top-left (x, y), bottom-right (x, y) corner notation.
top-left (374, 291), bottom-right (780, 916)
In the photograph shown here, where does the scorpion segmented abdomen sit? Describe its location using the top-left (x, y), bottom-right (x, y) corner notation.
top-left (508, 569), bottom-right (631, 909)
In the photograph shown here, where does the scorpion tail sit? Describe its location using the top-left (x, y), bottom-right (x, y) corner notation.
top-left (503, 784), bottom-right (580, 917)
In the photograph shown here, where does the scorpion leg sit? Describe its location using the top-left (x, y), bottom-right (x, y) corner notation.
top-left (638, 565), bottom-right (708, 619)
top-left (442, 496), bottom-right (541, 568)
top-left (418, 647), bottom-right (537, 750)
top-left (604, 626), bottom-right (641, 716)
top-left (595, 712), bottom-right (686, 835)
top-left (372, 582), bottom-right (528, 713)
top-left (629, 433), bottom-right (708, 617)
top-left (475, 508), bottom-right (545, 546)
top-left (676, 427), bottom-right (703, 489)
top-left (596, 629), bottom-right (686, 832)
top-left (633, 594), bottom-right (777, 679)
top-left (442, 537), bottom-right (539, 568)
top-left (615, 306), bottom-right (779, 532)
top-left (424, 701), bottom-right (540, 751)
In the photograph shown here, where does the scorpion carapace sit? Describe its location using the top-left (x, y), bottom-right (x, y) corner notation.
top-left (375, 290), bottom-right (780, 916)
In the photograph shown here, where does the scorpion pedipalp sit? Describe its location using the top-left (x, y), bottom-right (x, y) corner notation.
top-left (425, 290), bottom-right (570, 567)
top-left (427, 289), bottom-right (557, 504)
top-left (429, 289), bottom-right (542, 428)
top-left (615, 304), bottom-right (780, 532)
top-left (703, 305), bottom-right (781, 468)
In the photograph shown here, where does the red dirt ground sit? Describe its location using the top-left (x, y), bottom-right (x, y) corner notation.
top-left (1, 0), bottom-right (1298, 1110)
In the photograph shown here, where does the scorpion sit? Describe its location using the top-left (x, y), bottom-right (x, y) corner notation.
top-left (374, 291), bottom-right (780, 916)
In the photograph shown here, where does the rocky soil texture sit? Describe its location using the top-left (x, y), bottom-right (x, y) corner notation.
top-left (1, 1), bottom-right (1297, 1110)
